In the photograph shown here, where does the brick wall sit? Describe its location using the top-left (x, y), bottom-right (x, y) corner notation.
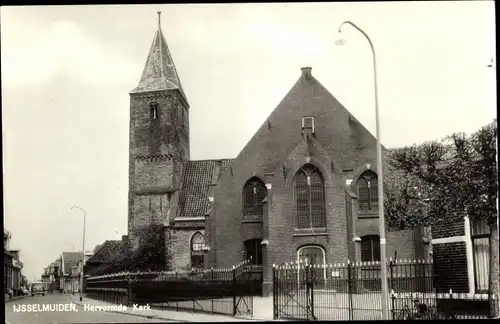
top-left (128, 90), bottom-right (189, 236)
top-left (432, 222), bottom-right (465, 239)
top-left (211, 68), bottom-right (386, 289)
top-left (433, 242), bottom-right (469, 293)
top-left (132, 194), bottom-right (172, 228)
top-left (165, 228), bottom-right (204, 270)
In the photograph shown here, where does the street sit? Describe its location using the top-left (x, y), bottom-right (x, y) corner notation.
top-left (5, 293), bottom-right (168, 323)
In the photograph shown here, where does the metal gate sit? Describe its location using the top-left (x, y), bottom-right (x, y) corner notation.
top-left (273, 263), bottom-right (317, 321)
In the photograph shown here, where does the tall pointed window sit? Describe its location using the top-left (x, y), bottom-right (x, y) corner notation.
top-left (190, 232), bottom-right (205, 269)
top-left (294, 164), bottom-right (326, 229)
top-left (358, 171), bottom-right (378, 214)
top-left (150, 102), bottom-right (159, 120)
top-left (242, 177), bottom-right (267, 218)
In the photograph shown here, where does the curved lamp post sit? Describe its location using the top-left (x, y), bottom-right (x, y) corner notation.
top-left (70, 205), bottom-right (86, 302)
top-left (64, 240), bottom-right (75, 252)
top-left (336, 21), bottom-right (389, 320)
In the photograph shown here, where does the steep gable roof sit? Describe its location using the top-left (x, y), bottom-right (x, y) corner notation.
top-left (130, 13), bottom-right (188, 106)
top-left (86, 240), bottom-right (124, 264)
top-left (177, 159), bottom-right (234, 218)
top-left (222, 67), bottom-right (384, 180)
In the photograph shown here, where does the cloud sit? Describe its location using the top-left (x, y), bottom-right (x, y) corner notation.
top-left (2, 21), bottom-right (141, 89)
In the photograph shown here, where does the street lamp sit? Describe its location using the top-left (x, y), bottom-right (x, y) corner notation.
top-left (336, 20), bottom-right (389, 319)
top-left (70, 205), bottom-right (86, 302)
top-left (64, 240), bottom-right (75, 252)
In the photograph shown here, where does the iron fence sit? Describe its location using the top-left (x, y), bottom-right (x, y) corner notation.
top-left (273, 258), bottom-right (496, 321)
top-left (85, 258), bottom-right (262, 318)
top-left (391, 291), bottom-right (498, 320)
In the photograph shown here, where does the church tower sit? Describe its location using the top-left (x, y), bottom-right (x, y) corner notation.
top-left (128, 12), bottom-right (190, 238)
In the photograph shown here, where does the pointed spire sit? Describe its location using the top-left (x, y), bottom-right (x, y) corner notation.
top-left (131, 12), bottom-right (188, 106)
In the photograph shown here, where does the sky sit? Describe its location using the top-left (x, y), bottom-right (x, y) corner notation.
top-left (1, 2), bottom-right (496, 281)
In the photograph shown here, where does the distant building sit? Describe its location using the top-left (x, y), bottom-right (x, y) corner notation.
top-left (41, 267), bottom-right (50, 290)
top-left (84, 237), bottom-right (128, 276)
top-left (59, 251), bottom-right (92, 293)
top-left (41, 259), bottom-right (61, 292)
top-left (4, 230), bottom-right (24, 296)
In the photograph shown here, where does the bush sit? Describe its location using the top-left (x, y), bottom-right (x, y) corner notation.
top-left (92, 225), bottom-right (170, 275)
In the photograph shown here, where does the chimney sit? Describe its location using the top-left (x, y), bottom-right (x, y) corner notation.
top-left (301, 67), bottom-right (312, 77)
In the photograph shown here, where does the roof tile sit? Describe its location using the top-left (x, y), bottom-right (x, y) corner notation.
top-left (86, 240), bottom-right (124, 264)
top-left (177, 159), bottom-right (234, 218)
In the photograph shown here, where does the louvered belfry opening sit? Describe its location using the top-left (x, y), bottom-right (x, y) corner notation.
top-left (358, 171), bottom-right (378, 213)
top-left (242, 177), bottom-right (267, 218)
top-left (190, 232), bottom-right (205, 269)
top-left (294, 164), bottom-right (326, 229)
top-left (360, 235), bottom-right (381, 262)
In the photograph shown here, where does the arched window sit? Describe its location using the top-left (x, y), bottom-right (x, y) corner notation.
top-left (297, 245), bottom-right (327, 284)
top-left (244, 239), bottom-right (263, 265)
top-left (242, 177), bottom-right (267, 217)
top-left (294, 164), bottom-right (326, 229)
top-left (360, 235), bottom-right (381, 262)
top-left (358, 171), bottom-right (378, 213)
top-left (190, 232), bottom-right (205, 269)
top-left (150, 102), bottom-right (159, 120)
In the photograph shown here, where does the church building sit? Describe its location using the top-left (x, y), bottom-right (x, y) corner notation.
top-left (127, 14), bottom-right (427, 295)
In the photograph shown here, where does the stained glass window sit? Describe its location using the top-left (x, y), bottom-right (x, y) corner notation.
top-left (294, 164), bottom-right (326, 229)
top-left (358, 171), bottom-right (378, 213)
top-left (242, 178), bottom-right (267, 217)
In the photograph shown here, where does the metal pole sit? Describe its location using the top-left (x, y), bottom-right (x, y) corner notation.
top-left (71, 205), bottom-right (86, 302)
top-left (338, 21), bottom-right (389, 319)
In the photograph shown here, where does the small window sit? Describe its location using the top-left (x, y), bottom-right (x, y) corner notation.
top-left (302, 117), bottom-right (315, 133)
top-left (361, 235), bottom-right (381, 262)
top-left (182, 107), bottom-right (188, 129)
top-left (150, 102), bottom-right (159, 120)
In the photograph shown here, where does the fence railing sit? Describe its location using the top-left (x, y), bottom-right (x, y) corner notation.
top-left (391, 291), bottom-right (498, 320)
top-left (85, 258), bottom-right (262, 318)
top-left (273, 258), bottom-right (496, 321)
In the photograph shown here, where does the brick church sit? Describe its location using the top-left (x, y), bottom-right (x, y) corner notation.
top-left (126, 15), bottom-right (488, 296)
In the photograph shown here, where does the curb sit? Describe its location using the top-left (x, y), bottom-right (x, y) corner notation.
top-left (5, 295), bottom-right (27, 303)
top-left (70, 299), bottom-right (189, 322)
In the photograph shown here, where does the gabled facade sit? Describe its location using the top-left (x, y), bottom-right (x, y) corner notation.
top-left (127, 16), bottom-right (425, 295)
top-left (205, 67), bottom-right (426, 294)
top-left (59, 251), bottom-right (92, 293)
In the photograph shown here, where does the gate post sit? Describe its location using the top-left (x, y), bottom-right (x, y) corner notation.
top-left (348, 261), bottom-right (354, 321)
top-left (232, 266), bottom-right (237, 316)
top-left (309, 265), bottom-right (315, 320)
top-left (272, 265), bottom-right (277, 320)
top-left (389, 259), bottom-right (395, 319)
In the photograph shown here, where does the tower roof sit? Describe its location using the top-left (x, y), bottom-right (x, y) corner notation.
top-left (130, 12), bottom-right (188, 105)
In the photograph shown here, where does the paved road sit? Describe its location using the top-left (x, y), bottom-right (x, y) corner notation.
top-left (5, 293), bottom-right (168, 323)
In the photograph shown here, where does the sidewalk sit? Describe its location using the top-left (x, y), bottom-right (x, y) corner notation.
top-left (69, 295), bottom-right (267, 322)
top-left (5, 294), bottom-right (27, 303)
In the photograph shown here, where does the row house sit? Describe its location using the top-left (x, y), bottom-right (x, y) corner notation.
top-left (59, 251), bottom-right (93, 293)
top-left (40, 259), bottom-right (61, 292)
top-left (4, 230), bottom-right (24, 296)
